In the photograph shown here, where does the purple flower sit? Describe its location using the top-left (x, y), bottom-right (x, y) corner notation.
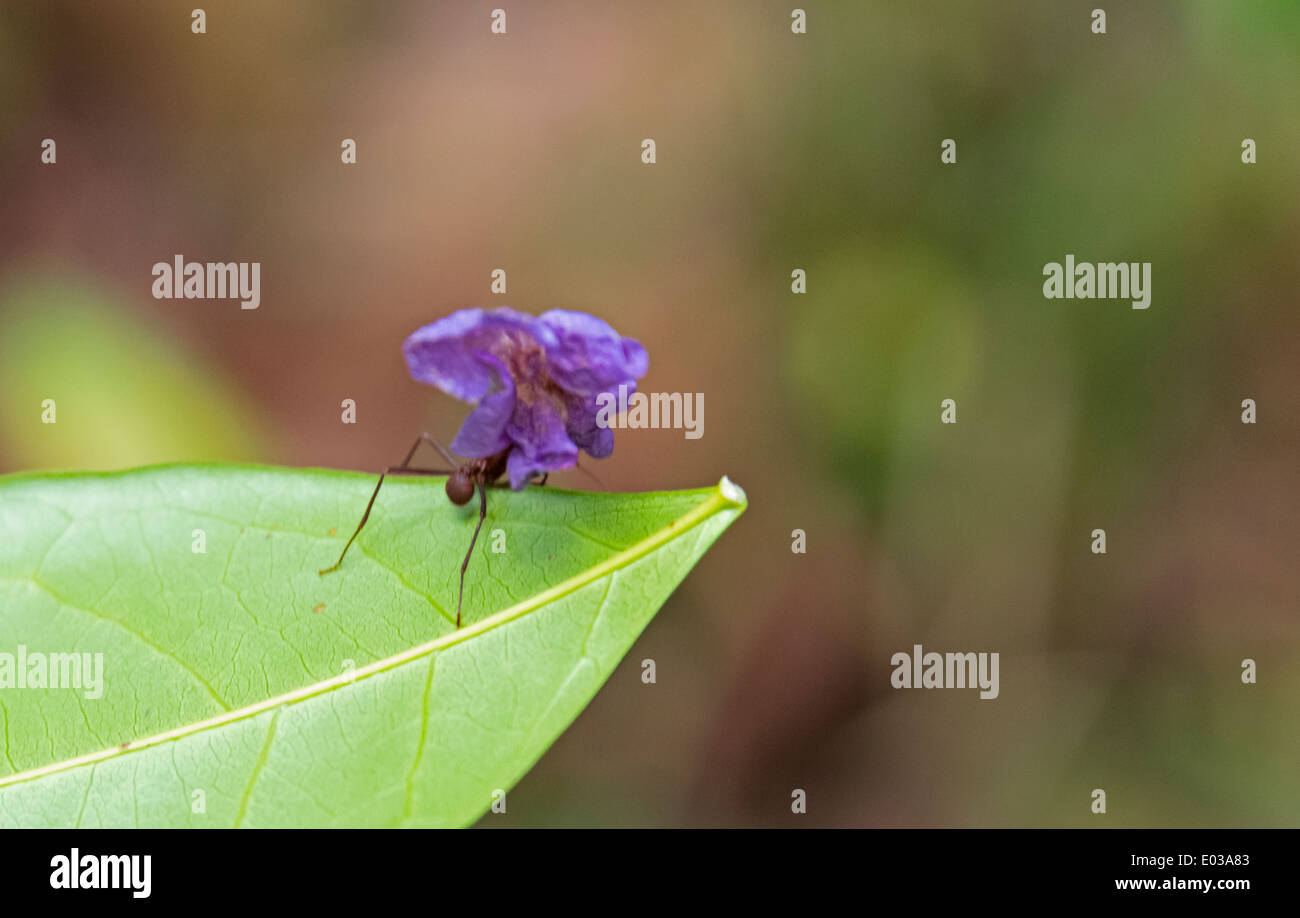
top-left (402, 307), bottom-right (648, 489)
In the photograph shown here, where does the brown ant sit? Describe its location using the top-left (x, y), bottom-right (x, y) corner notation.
top-left (319, 433), bottom-right (547, 628)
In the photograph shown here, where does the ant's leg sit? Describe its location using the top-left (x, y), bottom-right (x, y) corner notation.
top-left (320, 433), bottom-right (456, 576)
top-left (394, 432), bottom-right (460, 473)
top-left (319, 462), bottom-right (454, 575)
top-left (414, 433), bottom-right (459, 468)
top-left (457, 482), bottom-right (489, 628)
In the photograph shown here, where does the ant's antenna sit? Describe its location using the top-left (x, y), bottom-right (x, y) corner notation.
top-left (574, 459), bottom-right (605, 490)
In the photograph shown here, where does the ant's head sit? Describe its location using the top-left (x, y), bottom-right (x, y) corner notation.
top-left (446, 468), bottom-right (475, 506)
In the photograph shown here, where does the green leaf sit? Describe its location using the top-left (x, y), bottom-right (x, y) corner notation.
top-left (0, 464), bottom-right (746, 827)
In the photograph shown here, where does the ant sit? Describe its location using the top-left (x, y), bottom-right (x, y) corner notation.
top-left (319, 433), bottom-right (546, 628)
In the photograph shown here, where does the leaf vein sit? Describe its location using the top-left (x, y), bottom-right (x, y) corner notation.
top-left (232, 707), bottom-right (281, 828)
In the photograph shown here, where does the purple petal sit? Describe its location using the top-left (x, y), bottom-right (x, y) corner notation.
top-left (561, 389), bottom-right (619, 458)
top-left (404, 307), bottom-right (647, 476)
top-left (402, 307), bottom-right (553, 402)
top-left (504, 395), bottom-right (578, 489)
top-left (539, 309), bottom-right (648, 394)
top-left (620, 337), bottom-right (649, 379)
top-left (449, 352), bottom-right (515, 458)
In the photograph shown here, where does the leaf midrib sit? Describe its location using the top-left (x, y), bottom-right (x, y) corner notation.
top-left (0, 480), bottom-right (742, 791)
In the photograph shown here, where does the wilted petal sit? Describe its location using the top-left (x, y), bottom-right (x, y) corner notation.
top-left (540, 309), bottom-right (648, 394)
top-left (403, 308), bottom-right (551, 402)
top-left (561, 388), bottom-right (625, 459)
top-left (404, 306), bottom-right (646, 478)
top-left (620, 337), bottom-right (649, 380)
top-left (504, 396), bottom-right (578, 489)
top-left (449, 352), bottom-right (515, 458)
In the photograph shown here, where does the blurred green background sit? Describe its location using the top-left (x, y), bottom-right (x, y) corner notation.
top-left (0, 0), bottom-right (1296, 826)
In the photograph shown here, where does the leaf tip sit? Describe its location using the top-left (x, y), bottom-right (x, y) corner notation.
top-left (717, 475), bottom-right (747, 509)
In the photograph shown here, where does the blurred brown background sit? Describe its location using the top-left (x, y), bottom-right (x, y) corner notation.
top-left (0, 0), bottom-right (1296, 826)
